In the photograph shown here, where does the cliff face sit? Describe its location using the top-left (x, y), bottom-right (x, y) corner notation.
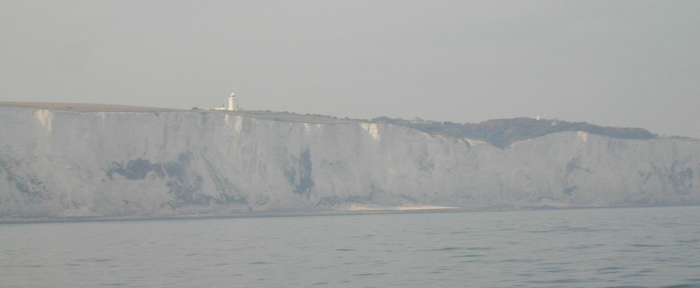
top-left (1, 106), bottom-right (698, 218)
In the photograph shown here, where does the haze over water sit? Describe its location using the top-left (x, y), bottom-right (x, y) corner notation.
top-left (2, 206), bottom-right (699, 288)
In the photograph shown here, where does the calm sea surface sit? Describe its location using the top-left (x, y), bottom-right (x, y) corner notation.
top-left (1, 206), bottom-right (699, 288)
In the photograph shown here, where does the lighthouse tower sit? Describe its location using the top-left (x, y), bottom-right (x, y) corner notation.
top-left (228, 92), bottom-right (237, 111)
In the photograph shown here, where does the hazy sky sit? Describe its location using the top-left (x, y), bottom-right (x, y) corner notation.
top-left (1, 1), bottom-right (698, 137)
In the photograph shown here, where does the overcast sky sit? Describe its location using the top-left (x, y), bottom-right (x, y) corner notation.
top-left (1, 1), bottom-right (698, 137)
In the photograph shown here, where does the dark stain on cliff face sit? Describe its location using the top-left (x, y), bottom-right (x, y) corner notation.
top-left (669, 161), bottom-right (694, 195)
top-left (565, 157), bottom-right (591, 177)
top-left (0, 155), bottom-right (50, 203)
top-left (284, 168), bottom-right (296, 187)
top-left (105, 153), bottom-right (219, 208)
top-left (106, 154), bottom-right (192, 182)
top-left (162, 154), bottom-right (208, 207)
top-left (166, 175), bottom-right (206, 207)
top-left (221, 193), bottom-right (247, 205)
top-left (285, 149), bottom-right (315, 195)
top-left (295, 149), bottom-right (315, 195)
top-left (566, 157), bottom-right (581, 175)
top-left (163, 155), bottom-right (188, 182)
top-left (106, 159), bottom-right (164, 180)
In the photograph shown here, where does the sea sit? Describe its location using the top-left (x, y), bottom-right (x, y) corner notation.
top-left (1, 206), bottom-right (699, 288)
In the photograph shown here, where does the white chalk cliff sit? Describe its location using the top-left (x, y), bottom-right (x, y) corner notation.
top-left (0, 105), bottom-right (698, 218)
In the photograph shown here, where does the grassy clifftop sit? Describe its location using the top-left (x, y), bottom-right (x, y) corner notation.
top-left (371, 117), bottom-right (656, 148)
top-left (0, 102), bottom-right (357, 124)
top-left (0, 102), bottom-right (657, 147)
top-left (0, 101), bottom-right (184, 112)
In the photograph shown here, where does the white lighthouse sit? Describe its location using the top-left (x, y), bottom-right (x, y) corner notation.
top-left (228, 92), bottom-right (237, 111)
top-left (210, 92), bottom-right (240, 111)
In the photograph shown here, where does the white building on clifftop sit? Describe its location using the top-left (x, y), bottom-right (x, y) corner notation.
top-left (213, 92), bottom-right (239, 111)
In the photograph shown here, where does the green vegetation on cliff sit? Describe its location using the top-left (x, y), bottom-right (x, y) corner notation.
top-left (0, 102), bottom-right (657, 149)
top-left (371, 117), bottom-right (655, 148)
